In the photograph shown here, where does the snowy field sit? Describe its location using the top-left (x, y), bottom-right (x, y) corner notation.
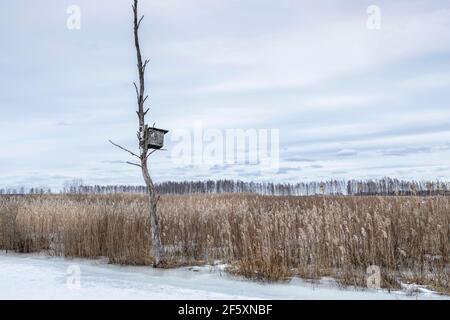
top-left (0, 251), bottom-right (448, 300)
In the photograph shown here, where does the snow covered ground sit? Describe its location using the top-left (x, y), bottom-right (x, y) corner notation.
top-left (0, 251), bottom-right (448, 300)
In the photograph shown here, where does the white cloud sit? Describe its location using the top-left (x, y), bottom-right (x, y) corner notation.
top-left (400, 73), bottom-right (450, 89)
top-left (165, 6), bottom-right (450, 93)
top-left (336, 149), bottom-right (358, 157)
top-left (2, 1), bottom-right (450, 187)
top-left (305, 95), bottom-right (380, 109)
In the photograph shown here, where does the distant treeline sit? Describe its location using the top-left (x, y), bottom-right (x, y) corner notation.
top-left (0, 186), bottom-right (51, 195)
top-left (2, 178), bottom-right (450, 196)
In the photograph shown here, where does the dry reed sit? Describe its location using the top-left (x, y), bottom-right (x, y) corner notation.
top-left (0, 194), bottom-right (448, 293)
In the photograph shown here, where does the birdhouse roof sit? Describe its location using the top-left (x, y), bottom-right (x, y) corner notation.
top-left (148, 127), bottom-right (169, 134)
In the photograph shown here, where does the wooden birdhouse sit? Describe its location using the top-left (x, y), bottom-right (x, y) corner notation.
top-left (146, 126), bottom-right (168, 150)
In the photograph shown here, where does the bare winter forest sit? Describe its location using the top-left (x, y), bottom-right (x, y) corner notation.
top-left (2, 177), bottom-right (450, 196)
top-left (1, 193), bottom-right (448, 294)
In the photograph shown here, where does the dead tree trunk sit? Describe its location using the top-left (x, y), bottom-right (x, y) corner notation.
top-left (132, 0), bottom-right (164, 267)
top-left (110, 0), bottom-right (164, 267)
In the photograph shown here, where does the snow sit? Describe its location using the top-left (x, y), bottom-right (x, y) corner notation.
top-left (0, 251), bottom-right (448, 300)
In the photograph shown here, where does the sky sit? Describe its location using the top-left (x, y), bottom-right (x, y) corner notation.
top-left (1, 0), bottom-right (450, 189)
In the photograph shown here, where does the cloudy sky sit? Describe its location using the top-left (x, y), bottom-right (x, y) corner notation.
top-left (1, 0), bottom-right (450, 189)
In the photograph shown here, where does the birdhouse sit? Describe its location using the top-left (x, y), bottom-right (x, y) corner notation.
top-left (146, 127), bottom-right (169, 150)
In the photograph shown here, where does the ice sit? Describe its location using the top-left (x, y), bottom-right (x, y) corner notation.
top-left (0, 251), bottom-right (448, 300)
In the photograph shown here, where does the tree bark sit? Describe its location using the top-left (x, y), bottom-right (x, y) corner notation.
top-left (132, 0), bottom-right (164, 267)
top-left (141, 162), bottom-right (163, 266)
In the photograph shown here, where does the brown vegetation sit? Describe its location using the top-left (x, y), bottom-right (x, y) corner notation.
top-left (0, 194), bottom-right (448, 293)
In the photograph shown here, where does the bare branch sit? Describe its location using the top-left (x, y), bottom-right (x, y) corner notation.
top-left (145, 149), bottom-right (158, 159)
top-left (133, 82), bottom-right (139, 97)
top-left (126, 161), bottom-right (142, 168)
top-left (137, 15), bottom-right (144, 28)
top-left (108, 140), bottom-right (140, 159)
top-left (142, 59), bottom-right (149, 72)
top-left (145, 148), bottom-right (167, 160)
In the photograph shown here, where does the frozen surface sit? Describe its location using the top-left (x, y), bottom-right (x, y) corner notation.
top-left (0, 251), bottom-right (448, 300)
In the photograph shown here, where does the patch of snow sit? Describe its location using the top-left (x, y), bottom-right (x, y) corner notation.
top-left (0, 252), bottom-right (448, 300)
top-left (400, 283), bottom-right (441, 296)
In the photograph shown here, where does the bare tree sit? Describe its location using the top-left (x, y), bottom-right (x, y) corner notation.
top-left (109, 0), bottom-right (164, 267)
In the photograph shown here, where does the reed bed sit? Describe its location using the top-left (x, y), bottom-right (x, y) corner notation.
top-left (0, 194), bottom-right (448, 293)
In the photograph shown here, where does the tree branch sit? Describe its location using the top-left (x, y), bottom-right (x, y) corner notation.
top-left (137, 15), bottom-right (144, 28)
top-left (133, 82), bottom-right (139, 98)
top-left (126, 161), bottom-right (142, 168)
top-left (108, 140), bottom-right (140, 159)
top-left (145, 148), bottom-right (167, 160)
top-left (142, 59), bottom-right (149, 72)
top-left (145, 149), bottom-right (158, 159)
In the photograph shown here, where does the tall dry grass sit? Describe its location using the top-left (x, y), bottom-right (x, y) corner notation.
top-left (0, 194), bottom-right (448, 293)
